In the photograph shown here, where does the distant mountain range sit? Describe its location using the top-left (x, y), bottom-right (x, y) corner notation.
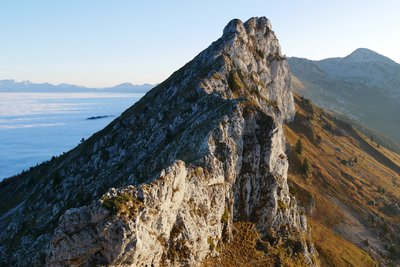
top-left (289, 48), bottom-right (400, 146)
top-left (0, 80), bottom-right (154, 93)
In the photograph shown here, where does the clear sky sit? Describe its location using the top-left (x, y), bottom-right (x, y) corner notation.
top-left (0, 0), bottom-right (399, 87)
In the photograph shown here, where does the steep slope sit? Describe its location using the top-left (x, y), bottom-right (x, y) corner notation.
top-left (0, 17), bottom-right (317, 266)
top-left (285, 94), bottom-right (400, 266)
top-left (288, 50), bottom-right (400, 147)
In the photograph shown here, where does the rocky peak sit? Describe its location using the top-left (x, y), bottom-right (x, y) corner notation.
top-left (223, 18), bottom-right (245, 36)
top-left (223, 17), bottom-right (272, 40)
top-left (191, 17), bottom-right (294, 122)
top-left (0, 17), bottom-right (315, 266)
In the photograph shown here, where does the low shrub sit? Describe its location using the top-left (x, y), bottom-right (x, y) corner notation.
top-left (102, 193), bottom-right (143, 219)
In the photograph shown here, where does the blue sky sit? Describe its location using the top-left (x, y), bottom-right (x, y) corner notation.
top-left (0, 0), bottom-right (399, 87)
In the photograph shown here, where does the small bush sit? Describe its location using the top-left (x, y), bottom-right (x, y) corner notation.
top-left (208, 236), bottom-right (216, 250)
top-left (228, 71), bottom-right (243, 94)
top-left (316, 135), bottom-right (322, 145)
top-left (102, 193), bottom-right (142, 219)
top-left (378, 186), bottom-right (386, 194)
top-left (302, 158), bottom-right (311, 176)
top-left (295, 139), bottom-right (303, 155)
top-left (194, 167), bottom-right (203, 177)
top-left (300, 96), bottom-right (314, 115)
top-left (221, 208), bottom-right (230, 224)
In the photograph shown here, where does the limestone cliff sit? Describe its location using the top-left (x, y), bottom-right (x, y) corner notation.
top-left (0, 17), bottom-right (316, 266)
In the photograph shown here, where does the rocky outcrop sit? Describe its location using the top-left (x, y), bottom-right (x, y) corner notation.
top-left (0, 17), bottom-right (316, 266)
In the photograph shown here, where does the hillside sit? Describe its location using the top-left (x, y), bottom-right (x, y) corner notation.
top-left (285, 93), bottom-right (400, 266)
top-left (288, 49), bottom-right (400, 148)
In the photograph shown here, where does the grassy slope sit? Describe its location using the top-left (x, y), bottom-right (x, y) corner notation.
top-left (201, 92), bottom-right (400, 266)
top-left (285, 93), bottom-right (400, 266)
top-left (202, 222), bottom-right (313, 267)
top-left (202, 94), bottom-right (399, 266)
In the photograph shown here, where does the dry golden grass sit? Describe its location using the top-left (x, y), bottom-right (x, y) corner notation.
top-left (308, 218), bottom-right (375, 267)
top-left (203, 93), bottom-right (399, 266)
top-left (291, 75), bottom-right (306, 90)
top-left (286, 93), bottom-right (400, 266)
top-left (202, 222), bottom-right (311, 267)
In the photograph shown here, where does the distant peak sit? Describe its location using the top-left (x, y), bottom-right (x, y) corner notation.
top-left (352, 47), bottom-right (374, 54)
top-left (344, 48), bottom-right (396, 64)
top-left (349, 48), bottom-right (380, 58)
top-left (114, 82), bottom-right (134, 87)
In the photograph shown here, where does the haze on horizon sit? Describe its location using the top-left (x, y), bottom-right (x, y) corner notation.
top-left (0, 0), bottom-right (399, 87)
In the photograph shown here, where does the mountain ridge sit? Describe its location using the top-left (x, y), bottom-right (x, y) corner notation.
top-left (315, 48), bottom-right (398, 64)
top-left (0, 79), bottom-right (154, 93)
top-left (0, 17), bottom-right (317, 266)
top-left (342, 48), bottom-right (398, 64)
top-left (288, 49), bottom-right (400, 146)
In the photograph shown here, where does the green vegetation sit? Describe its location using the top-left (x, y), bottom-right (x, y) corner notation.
top-left (102, 193), bottom-right (143, 219)
top-left (378, 185), bottom-right (386, 194)
top-left (228, 71), bottom-right (243, 95)
top-left (220, 208), bottom-right (230, 224)
top-left (194, 166), bottom-right (203, 177)
top-left (295, 138), bottom-right (303, 155)
top-left (301, 158), bottom-right (311, 176)
top-left (207, 236), bottom-right (216, 251)
top-left (300, 96), bottom-right (314, 116)
top-left (316, 135), bottom-right (322, 145)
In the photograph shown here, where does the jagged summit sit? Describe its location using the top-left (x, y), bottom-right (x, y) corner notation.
top-left (223, 17), bottom-right (272, 37)
top-left (155, 16), bottom-right (294, 122)
top-left (0, 17), bottom-right (315, 266)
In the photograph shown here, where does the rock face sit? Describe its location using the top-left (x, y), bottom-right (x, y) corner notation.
top-left (0, 17), bottom-right (316, 266)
